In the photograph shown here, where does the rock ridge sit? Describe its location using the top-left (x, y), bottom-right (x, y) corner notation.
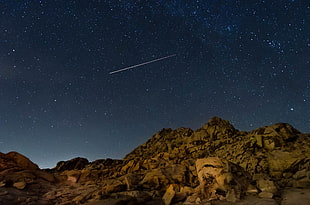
top-left (0, 117), bottom-right (309, 205)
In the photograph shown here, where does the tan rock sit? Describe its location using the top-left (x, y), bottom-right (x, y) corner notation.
top-left (195, 157), bottom-right (250, 202)
top-left (246, 184), bottom-right (259, 194)
top-left (13, 181), bottom-right (27, 190)
top-left (73, 195), bottom-right (86, 204)
top-left (102, 181), bottom-right (127, 194)
top-left (180, 186), bottom-right (194, 195)
top-left (140, 164), bottom-right (187, 191)
top-left (259, 191), bottom-right (273, 199)
top-left (196, 157), bottom-right (232, 199)
top-left (268, 150), bottom-right (298, 177)
top-left (0, 181), bottom-right (6, 187)
top-left (59, 170), bottom-right (81, 183)
top-left (68, 175), bottom-right (78, 183)
top-left (120, 160), bottom-right (141, 174)
top-left (162, 184), bottom-right (176, 205)
top-left (140, 169), bottom-right (165, 189)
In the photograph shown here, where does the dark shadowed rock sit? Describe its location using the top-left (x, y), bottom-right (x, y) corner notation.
top-left (0, 152), bottom-right (55, 204)
top-left (53, 157), bottom-right (90, 172)
top-left (0, 151), bottom-right (39, 171)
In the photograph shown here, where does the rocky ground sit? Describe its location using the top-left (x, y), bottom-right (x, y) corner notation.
top-left (0, 117), bottom-right (310, 205)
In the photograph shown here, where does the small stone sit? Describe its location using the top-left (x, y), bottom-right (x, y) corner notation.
top-left (13, 181), bottom-right (27, 190)
top-left (0, 181), bottom-right (6, 187)
top-left (246, 184), bottom-right (259, 193)
top-left (195, 197), bottom-right (201, 203)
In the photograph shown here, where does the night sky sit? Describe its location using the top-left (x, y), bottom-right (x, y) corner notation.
top-left (0, 0), bottom-right (309, 168)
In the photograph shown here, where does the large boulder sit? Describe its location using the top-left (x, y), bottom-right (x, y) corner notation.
top-left (194, 157), bottom-right (251, 202)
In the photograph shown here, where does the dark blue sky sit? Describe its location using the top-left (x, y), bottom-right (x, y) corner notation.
top-left (0, 0), bottom-right (309, 168)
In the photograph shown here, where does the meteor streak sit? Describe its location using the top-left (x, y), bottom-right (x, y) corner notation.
top-left (109, 54), bottom-right (176, 74)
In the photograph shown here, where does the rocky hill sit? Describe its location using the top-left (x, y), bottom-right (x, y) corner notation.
top-left (1, 117), bottom-right (310, 205)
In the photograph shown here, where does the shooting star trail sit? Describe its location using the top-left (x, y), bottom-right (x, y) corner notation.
top-left (109, 54), bottom-right (176, 74)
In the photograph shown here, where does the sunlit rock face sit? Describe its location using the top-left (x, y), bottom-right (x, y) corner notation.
top-left (195, 157), bottom-right (250, 202)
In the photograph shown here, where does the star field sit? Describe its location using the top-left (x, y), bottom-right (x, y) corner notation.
top-left (0, 0), bottom-right (309, 168)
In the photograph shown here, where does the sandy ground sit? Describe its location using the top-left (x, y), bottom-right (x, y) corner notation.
top-left (281, 188), bottom-right (310, 205)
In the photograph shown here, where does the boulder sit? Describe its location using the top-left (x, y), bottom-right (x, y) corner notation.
top-left (140, 164), bottom-right (188, 191)
top-left (120, 160), bottom-right (141, 174)
top-left (195, 157), bottom-right (250, 202)
top-left (256, 179), bottom-right (277, 194)
top-left (162, 184), bottom-right (177, 205)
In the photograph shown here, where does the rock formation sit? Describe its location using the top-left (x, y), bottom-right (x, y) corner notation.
top-left (0, 117), bottom-right (309, 204)
top-left (0, 152), bottom-right (55, 205)
top-left (194, 157), bottom-right (250, 202)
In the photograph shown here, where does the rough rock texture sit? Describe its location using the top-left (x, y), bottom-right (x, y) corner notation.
top-left (194, 157), bottom-right (251, 202)
top-left (0, 152), bottom-right (55, 205)
top-left (0, 117), bottom-right (310, 204)
top-left (0, 151), bottom-right (39, 170)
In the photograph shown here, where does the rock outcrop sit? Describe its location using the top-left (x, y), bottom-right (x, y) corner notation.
top-left (0, 152), bottom-right (55, 205)
top-left (52, 157), bottom-right (90, 172)
top-left (0, 117), bottom-right (309, 204)
top-left (194, 157), bottom-right (250, 202)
